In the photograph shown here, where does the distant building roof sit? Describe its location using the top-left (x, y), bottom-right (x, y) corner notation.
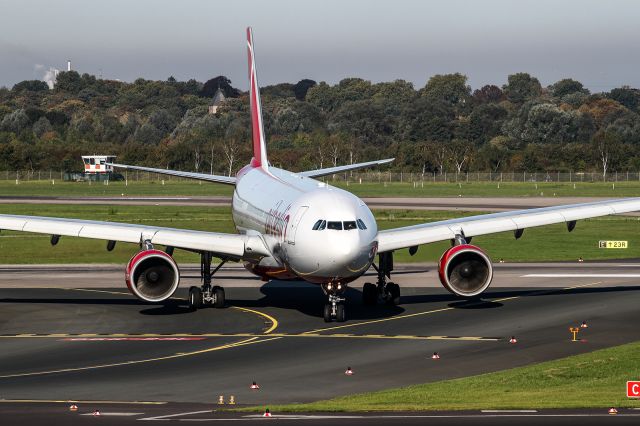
top-left (211, 88), bottom-right (226, 106)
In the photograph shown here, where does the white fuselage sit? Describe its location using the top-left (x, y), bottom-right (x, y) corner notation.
top-left (232, 166), bottom-right (378, 284)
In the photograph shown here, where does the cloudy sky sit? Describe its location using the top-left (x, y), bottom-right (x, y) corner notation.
top-left (1, 0), bottom-right (638, 92)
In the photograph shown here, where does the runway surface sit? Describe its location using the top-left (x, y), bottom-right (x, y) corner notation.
top-left (1, 403), bottom-right (639, 426)
top-left (0, 195), bottom-right (632, 212)
top-left (0, 261), bottom-right (639, 419)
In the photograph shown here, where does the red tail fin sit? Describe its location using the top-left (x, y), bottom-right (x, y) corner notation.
top-left (247, 27), bottom-right (268, 169)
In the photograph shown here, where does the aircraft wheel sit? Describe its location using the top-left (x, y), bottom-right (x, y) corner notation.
top-left (362, 282), bottom-right (377, 305)
top-left (336, 304), bottom-right (346, 322)
top-left (323, 304), bottom-right (332, 322)
top-left (213, 286), bottom-right (225, 308)
top-left (189, 286), bottom-right (202, 309)
top-left (386, 282), bottom-right (401, 306)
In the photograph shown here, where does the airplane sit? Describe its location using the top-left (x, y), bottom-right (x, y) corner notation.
top-left (2, 27), bottom-right (640, 322)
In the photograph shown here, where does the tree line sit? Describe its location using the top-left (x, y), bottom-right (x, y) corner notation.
top-left (1, 70), bottom-right (640, 178)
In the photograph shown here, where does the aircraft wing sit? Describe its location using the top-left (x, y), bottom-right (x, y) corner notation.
top-left (108, 163), bottom-right (236, 185)
top-left (376, 198), bottom-right (640, 253)
top-left (299, 158), bottom-right (395, 178)
top-left (0, 214), bottom-right (270, 260)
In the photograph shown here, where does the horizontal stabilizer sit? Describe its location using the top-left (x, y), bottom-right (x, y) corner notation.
top-left (299, 158), bottom-right (394, 179)
top-left (109, 163), bottom-right (236, 185)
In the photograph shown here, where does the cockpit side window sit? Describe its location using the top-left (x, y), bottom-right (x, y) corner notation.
top-left (327, 221), bottom-right (342, 230)
top-left (312, 220), bottom-right (326, 230)
top-left (343, 221), bottom-right (357, 230)
top-left (356, 219), bottom-right (367, 230)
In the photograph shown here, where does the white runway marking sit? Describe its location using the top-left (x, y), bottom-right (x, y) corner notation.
top-left (481, 410), bottom-right (538, 413)
top-left (522, 274), bottom-right (640, 278)
top-left (80, 412), bottom-right (143, 416)
top-left (139, 410), bottom-right (211, 420)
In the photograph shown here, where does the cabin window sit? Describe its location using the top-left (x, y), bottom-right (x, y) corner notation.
top-left (356, 219), bottom-right (367, 230)
top-left (343, 221), bottom-right (357, 230)
top-left (327, 221), bottom-right (342, 230)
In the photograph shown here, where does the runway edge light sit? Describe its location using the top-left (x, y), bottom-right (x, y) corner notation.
top-left (345, 367), bottom-right (354, 375)
top-left (92, 410), bottom-right (101, 417)
top-left (250, 381), bottom-right (260, 390)
top-left (608, 407), bottom-right (618, 415)
top-left (263, 408), bottom-right (272, 417)
top-left (432, 352), bottom-right (440, 360)
top-left (509, 336), bottom-right (517, 344)
top-left (68, 404), bottom-right (78, 412)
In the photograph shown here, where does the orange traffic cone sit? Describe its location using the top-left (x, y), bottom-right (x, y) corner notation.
top-left (92, 410), bottom-right (101, 417)
top-left (580, 321), bottom-right (588, 328)
top-left (608, 407), bottom-right (618, 415)
top-left (250, 381), bottom-right (260, 390)
top-left (69, 404), bottom-right (78, 412)
top-left (431, 352), bottom-right (440, 360)
top-left (344, 367), bottom-right (354, 376)
top-left (263, 408), bottom-right (272, 417)
top-left (509, 336), bottom-right (517, 344)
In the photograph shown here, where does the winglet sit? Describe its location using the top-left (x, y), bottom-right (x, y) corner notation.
top-left (247, 27), bottom-right (268, 170)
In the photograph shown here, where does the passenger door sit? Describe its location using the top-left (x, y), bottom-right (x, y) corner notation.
top-left (286, 206), bottom-right (308, 245)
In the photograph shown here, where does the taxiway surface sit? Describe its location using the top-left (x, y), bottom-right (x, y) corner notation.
top-left (0, 262), bottom-right (639, 409)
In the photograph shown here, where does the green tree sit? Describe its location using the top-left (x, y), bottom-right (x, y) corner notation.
top-left (12, 80), bottom-right (49, 92)
top-left (421, 73), bottom-right (470, 106)
top-left (503, 73), bottom-right (542, 103)
top-left (550, 78), bottom-right (589, 98)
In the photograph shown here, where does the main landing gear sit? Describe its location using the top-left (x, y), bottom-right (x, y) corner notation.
top-left (322, 282), bottom-right (346, 323)
top-left (363, 252), bottom-right (401, 306)
top-left (188, 252), bottom-right (226, 310)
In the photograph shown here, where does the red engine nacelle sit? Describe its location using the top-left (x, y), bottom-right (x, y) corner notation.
top-left (438, 244), bottom-right (493, 297)
top-left (125, 249), bottom-right (180, 302)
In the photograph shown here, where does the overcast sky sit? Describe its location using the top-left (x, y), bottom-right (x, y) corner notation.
top-left (1, 0), bottom-right (639, 92)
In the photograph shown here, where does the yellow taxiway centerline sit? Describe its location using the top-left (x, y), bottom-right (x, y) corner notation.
top-left (0, 336), bottom-right (283, 379)
top-left (303, 281), bottom-right (603, 334)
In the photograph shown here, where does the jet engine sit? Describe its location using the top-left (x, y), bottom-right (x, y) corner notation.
top-left (438, 244), bottom-right (493, 297)
top-left (125, 249), bottom-right (180, 302)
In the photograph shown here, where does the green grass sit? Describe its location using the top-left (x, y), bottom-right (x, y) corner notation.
top-left (0, 205), bottom-right (638, 264)
top-left (0, 180), bottom-right (233, 197)
top-left (240, 341), bottom-right (640, 411)
top-left (2, 179), bottom-right (640, 197)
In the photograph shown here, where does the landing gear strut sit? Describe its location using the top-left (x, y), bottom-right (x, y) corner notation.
top-left (322, 282), bottom-right (346, 322)
top-left (188, 252), bottom-right (226, 310)
top-left (363, 252), bottom-right (401, 306)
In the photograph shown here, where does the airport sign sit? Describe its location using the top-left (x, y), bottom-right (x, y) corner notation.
top-left (598, 240), bottom-right (628, 249)
top-left (628, 381), bottom-right (640, 398)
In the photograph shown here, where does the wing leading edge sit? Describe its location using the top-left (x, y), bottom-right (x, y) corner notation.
top-left (108, 163), bottom-right (236, 185)
top-left (0, 214), bottom-right (270, 260)
top-left (376, 198), bottom-right (640, 253)
top-left (300, 158), bottom-right (395, 178)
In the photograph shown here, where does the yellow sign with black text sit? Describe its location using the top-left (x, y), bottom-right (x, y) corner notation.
top-left (598, 240), bottom-right (628, 249)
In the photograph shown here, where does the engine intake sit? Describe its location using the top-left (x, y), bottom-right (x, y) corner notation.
top-left (438, 244), bottom-right (493, 297)
top-left (125, 249), bottom-right (180, 302)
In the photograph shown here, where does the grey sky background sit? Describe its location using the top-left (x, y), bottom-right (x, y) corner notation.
top-left (1, 0), bottom-right (639, 92)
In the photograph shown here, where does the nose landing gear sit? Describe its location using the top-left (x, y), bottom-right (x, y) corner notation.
top-left (188, 252), bottom-right (226, 310)
top-left (363, 252), bottom-right (401, 306)
top-left (322, 282), bottom-right (347, 322)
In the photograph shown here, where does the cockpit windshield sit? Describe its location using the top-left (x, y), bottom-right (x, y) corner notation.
top-left (312, 219), bottom-right (368, 231)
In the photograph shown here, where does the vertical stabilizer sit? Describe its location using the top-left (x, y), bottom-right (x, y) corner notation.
top-left (247, 27), bottom-right (269, 170)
